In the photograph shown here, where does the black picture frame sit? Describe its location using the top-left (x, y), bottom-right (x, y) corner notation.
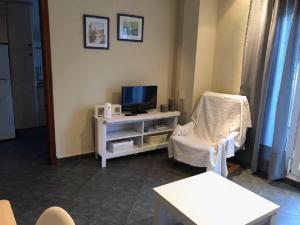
top-left (117, 14), bottom-right (144, 42)
top-left (83, 14), bottom-right (110, 49)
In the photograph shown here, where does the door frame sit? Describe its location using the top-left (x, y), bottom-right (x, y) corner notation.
top-left (286, 67), bottom-right (300, 181)
top-left (39, 0), bottom-right (57, 165)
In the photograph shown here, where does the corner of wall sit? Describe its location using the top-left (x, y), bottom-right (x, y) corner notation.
top-left (192, 0), bottom-right (219, 109)
top-left (175, 0), bottom-right (250, 126)
top-left (176, 0), bottom-right (200, 123)
top-left (211, 0), bottom-right (250, 95)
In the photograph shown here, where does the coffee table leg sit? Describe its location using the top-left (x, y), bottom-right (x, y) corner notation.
top-left (269, 213), bottom-right (277, 225)
top-left (154, 198), bottom-right (167, 225)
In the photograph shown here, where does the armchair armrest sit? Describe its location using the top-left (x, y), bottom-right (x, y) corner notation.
top-left (172, 121), bottom-right (195, 136)
top-left (216, 132), bottom-right (239, 145)
top-left (216, 132), bottom-right (239, 158)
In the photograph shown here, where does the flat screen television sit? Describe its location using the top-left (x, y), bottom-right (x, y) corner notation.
top-left (121, 86), bottom-right (157, 114)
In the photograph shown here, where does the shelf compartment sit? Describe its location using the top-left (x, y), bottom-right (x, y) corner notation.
top-left (106, 121), bottom-right (143, 141)
top-left (107, 130), bottom-right (142, 141)
top-left (144, 118), bottom-right (177, 133)
top-left (141, 142), bottom-right (169, 153)
top-left (144, 127), bottom-right (173, 135)
top-left (106, 145), bottom-right (140, 159)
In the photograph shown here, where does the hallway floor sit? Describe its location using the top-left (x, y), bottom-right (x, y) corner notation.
top-left (0, 134), bottom-right (299, 225)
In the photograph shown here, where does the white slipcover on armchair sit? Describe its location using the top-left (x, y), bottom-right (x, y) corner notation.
top-left (168, 91), bottom-right (252, 177)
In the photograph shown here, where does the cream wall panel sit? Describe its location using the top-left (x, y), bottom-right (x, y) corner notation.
top-left (48, 0), bottom-right (177, 158)
top-left (177, 0), bottom-right (200, 123)
top-left (212, 0), bottom-right (250, 94)
top-left (193, 0), bottom-right (218, 108)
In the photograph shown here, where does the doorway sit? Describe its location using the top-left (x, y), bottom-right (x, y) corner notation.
top-left (0, 0), bottom-right (56, 165)
top-left (287, 63), bottom-right (300, 182)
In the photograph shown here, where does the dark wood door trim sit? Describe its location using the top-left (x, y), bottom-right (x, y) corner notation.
top-left (39, 0), bottom-right (57, 165)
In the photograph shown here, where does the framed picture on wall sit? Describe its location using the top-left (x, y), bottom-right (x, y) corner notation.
top-left (83, 15), bottom-right (109, 49)
top-left (117, 14), bottom-right (144, 42)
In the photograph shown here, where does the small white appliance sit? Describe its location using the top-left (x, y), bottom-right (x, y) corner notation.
top-left (94, 104), bottom-right (122, 118)
top-left (104, 102), bottom-right (112, 119)
top-left (107, 139), bottom-right (134, 153)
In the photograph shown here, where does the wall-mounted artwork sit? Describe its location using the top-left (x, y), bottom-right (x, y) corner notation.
top-left (117, 14), bottom-right (144, 42)
top-left (83, 15), bottom-right (109, 49)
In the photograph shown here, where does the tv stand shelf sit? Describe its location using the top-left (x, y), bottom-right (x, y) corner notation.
top-left (94, 111), bottom-right (180, 167)
top-left (107, 130), bottom-right (142, 141)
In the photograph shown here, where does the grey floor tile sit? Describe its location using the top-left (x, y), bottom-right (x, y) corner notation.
top-left (1, 129), bottom-right (300, 225)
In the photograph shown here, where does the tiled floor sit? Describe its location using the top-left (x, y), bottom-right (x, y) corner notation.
top-left (0, 132), bottom-right (300, 225)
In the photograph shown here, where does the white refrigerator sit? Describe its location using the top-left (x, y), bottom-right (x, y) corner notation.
top-left (0, 44), bottom-right (16, 140)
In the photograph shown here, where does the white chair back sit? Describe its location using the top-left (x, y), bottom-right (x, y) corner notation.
top-left (192, 91), bottom-right (251, 147)
top-left (35, 207), bottom-right (75, 225)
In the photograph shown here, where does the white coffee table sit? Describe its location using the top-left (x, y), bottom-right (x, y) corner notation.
top-left (153, 171), bottom-right (279, 225)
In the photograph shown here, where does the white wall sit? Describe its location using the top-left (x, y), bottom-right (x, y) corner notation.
top-left (212, 0), bottom-right (250, 94)
top-left (177, 0), bottom-right (250, 123)
top-left (193, 0), bottom-right (218, 107)
top-left (176, 0), bottom-right (200, 122)
top-left (48, 0), bottom-right (250, 157)
top-left (48, 0), bottom-right (178, 158)
top-left (177, 0), bottom-right (219, 121)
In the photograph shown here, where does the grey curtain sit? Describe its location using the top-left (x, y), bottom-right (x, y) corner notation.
top-left (240, 0), bottom-right (300, 180)
top-left (239, 0), bottom-right (275, 169)
top-left (268, 0), bottom-right (300, 180)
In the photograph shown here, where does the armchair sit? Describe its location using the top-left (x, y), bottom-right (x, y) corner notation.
top-left (168, 91), bottom-right (252, 177)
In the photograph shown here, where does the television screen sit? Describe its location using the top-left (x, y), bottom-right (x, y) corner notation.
top-left (122, 86), bottom-right (157, 113)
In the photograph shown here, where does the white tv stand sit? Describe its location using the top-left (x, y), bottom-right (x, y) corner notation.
top-left (94, 111), bottom-right (180, 167)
